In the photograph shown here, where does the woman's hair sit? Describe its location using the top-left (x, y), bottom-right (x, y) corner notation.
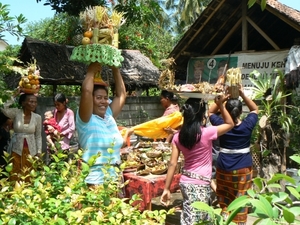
top-left (18, 93), bottom-right (34, 106)
top-left (179, 98), bottom-right (207, 150)
top-left (54, 93), bottom-right (67, 104)
top-left (0, 112), bottom-right (9, 126)
top-left (93, 85), bottom-right (109, 95)
top-left (225, 99), bottom-right (242, 124)
top-left (161, 90), bottom-right (178, 104)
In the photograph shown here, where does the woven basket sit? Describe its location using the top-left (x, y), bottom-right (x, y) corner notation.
top-left (20, 88), bottom-right (39, 94)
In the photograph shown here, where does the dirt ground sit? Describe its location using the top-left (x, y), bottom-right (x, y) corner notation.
top-left (151, 191), bottom-right (258, 225)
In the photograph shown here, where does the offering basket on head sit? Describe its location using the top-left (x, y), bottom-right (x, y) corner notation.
top-left (69, 6), bottom-right (126, 84)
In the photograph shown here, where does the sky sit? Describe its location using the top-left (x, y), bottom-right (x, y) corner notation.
top-left (1, 0), bottom-right (300, 46)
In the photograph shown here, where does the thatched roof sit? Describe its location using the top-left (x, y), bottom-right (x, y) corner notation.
top-left (6, 37), bottom-right (160, 91)
top-left (170, 0), bottom-right (300, 80)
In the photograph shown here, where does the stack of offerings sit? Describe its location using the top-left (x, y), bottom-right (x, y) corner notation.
top-left (225, 67), bottom-right (242, 98)
top-left (9, 59), bottom-right (41, 94)
top-left (70, 6), bottom-right (126, 85)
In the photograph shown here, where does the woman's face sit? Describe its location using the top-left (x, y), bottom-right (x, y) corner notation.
top-left (93, 89), bottom-right (109, 118)
top-left (160, 96), bottom-right (170, 109)
top-left (23, 95), bottom-right (37, 112)
top-left (54, 101), bottom-right (66, 112)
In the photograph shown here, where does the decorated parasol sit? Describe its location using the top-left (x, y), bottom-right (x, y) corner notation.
top-left (69, 6), bottom-right (125, 84)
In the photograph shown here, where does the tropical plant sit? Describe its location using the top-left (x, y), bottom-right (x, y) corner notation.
top-left (25, 13), bottom-right (81, 45)
top-left (0, 144), bottom-right (171, 224)
top-left (192, 155), bottom-right (300, 225)
top-left (0, 3), bottom-right (26, 104)
top-left (119, 23), bottom-right (176, 68)
top-left (0, 3), bottom-right (27, 41)
top-left (287, 94), bottom-right (300, 159)
top-left (164, 0), bottom-right (211, 34)
top-left (114, 0), bottom-right (171, 30)
top-left (248, 69), bottom-right (293, 178)
top-left (0, 46), bottom-right (21, 107)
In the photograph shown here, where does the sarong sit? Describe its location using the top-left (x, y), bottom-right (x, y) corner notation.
top-left (11, 139), bottom-right (32, 182)
top-left (179, 182), bottom-right (212, 225)
top-left (216, 166), bottom-right (253, 225)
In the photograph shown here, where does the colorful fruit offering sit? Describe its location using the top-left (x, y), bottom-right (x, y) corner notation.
top-left (7, 59), bottom-right (41, 94)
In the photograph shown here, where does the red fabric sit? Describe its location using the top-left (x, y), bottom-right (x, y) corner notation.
top-left (123, 173), bottom-right (181, 211)
top-left (43, 118), bottom-right (61, 134)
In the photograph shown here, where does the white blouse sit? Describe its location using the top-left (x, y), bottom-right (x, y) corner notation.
top-left (2, 100), bottom-right (42, 156)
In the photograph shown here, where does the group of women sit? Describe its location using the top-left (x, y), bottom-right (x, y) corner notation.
top-left (0, 61), bottom-right (257, 225)
top-left (160, 88), bottom-right (258, 225)
top-left (0, 92), bottom-right (75, 181)
top-left (75, 62), bottom-right (258, 225)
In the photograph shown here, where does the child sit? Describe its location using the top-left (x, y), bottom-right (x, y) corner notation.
top-left (43, 110), bottom-right (61, 150)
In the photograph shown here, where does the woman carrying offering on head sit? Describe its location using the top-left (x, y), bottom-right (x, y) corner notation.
top-left (2, 93), bottom-right (42, 182)
top-left (76, 62), bottom-right (126, 185)
top-left (208, 85), bottom-right (258, 225)
top-left (160, 96), bottom-right (234, 225)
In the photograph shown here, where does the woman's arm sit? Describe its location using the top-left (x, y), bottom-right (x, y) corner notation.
top-left (160, 143), bottom-right (179, 206)
top-left (1, 97), bottom-right (18, 119)
top-left (239, 86), bottom-right (258, 114)
top-left (109, 67), bottom-right (126, 119)
top-left (214, 95), bottom-right (234, 137)
top-left (79, 62), bottom-right (101, 123)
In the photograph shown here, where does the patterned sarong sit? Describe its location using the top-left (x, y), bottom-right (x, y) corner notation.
top-left (11, 139), bottom-right (32, 182)
top-left (179, 182), bottom-right (212, 225)
top-left (216, 166), bottom-right (253, 225)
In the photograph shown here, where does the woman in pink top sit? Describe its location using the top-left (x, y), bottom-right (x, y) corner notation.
top-left (53, 93), bottom-right (75, 151)
top-left (160, 96), bottom-right (234, 225)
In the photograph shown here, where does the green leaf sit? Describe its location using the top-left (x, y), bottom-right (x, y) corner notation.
top-left (270, 192), bottom-right (289, 203)
top-left (247, 0), bottom-right (256, 8)
top-left (8, 218), bottom-right (16, 225)
top-left (272, 207), bottom-right (279, 219)
top-left (247, 189), bottom-right (256, 198)
top-left (290, 156), bottom-right (300, 165)
top-left (260, 0), bottom-right (267, 11)
top-left (267, 173), bottom-right (295, 186)
top-left (286, 186), bottom-right (300, 200)
top-left (288, 207), bottom-right (300, 217)
top-left (56, 218), bottom-right (66, 225)
top-left (251, 197), bottom-right (273, 218)
top-left (191, 201), bottom-right (214, 217)
top-left (227, 195), bottom-right (250, 212)
top-left (283, 208), bottom-right (295, 223)
top-left (253, 177), bottom-right (264, 191)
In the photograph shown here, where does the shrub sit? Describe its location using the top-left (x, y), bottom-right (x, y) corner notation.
top-left (192, 155), bottom-right (300, 225)
top-left (0, 148), bottom-right (171, 224)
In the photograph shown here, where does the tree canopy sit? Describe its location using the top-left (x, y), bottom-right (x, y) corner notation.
top-left (36, 0), bottom-right (107, 16)
top-left (0, 3), bottom-right (27, 42)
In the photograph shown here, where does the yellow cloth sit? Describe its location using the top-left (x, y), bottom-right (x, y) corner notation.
top-left (121, 111), bottom-right (183, 139)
